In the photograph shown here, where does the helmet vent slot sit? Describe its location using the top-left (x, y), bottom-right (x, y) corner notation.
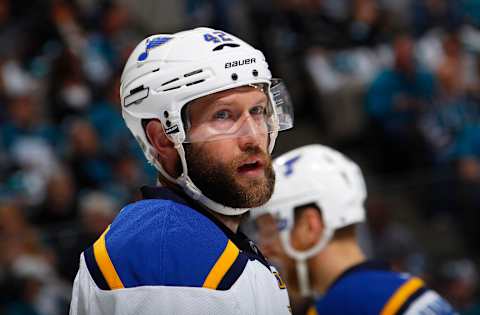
top-left (186, 79), bottom-right (205, 86)
top-left (130, 85), bottom-right (145, 94)
top-left (163, 86), bottom-right (181, 91)
top-left (184, 69), bottom-right (203, 77)
top-left (161, 77), bottom-right (179, 86)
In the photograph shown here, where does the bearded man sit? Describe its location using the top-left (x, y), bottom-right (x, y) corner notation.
top-left (69, 27), bottom-right (294, 315)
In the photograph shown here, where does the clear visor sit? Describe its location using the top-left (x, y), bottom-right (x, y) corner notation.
top-left (183, 79), bottom-right (294, 143)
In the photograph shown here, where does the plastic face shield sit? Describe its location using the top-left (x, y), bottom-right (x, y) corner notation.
top-left (182, 79), bottom-right (294, 143)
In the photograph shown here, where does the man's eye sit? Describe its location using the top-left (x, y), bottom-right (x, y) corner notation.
top-left (213, 110), bottom-right (231, 120)
top-left (250, 105), bottom-right (266, 116)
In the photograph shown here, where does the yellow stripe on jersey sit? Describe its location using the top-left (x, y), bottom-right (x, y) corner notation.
top-left (306, 305), bottom-right (319, 315)
top-left (93, 225), bottom-right (124, 290)
top-left (380, 277), bottom-right (424, 315)
top-left (203, 240), bottom-right (239, 289)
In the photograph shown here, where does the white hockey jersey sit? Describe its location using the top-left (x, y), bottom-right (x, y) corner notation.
top-left (70, 187), bottom-right (291, 315)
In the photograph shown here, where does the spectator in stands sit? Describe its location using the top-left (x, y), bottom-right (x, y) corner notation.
top-left (444, 124), bottom-right (480, 253)
top-left (56, 191), bottom-right (116, 282)
top-left (48, 50), bottom-right (92, 124)
top-left (0, 94), bottom-right (56, 151)
top-left (0, 203), bottom-right (69, 315)
top-left (66, 119), bottom-right (113, 190)
top-left (366, 33), bottom-right (437, 172)
top-left (88, 77), bottom-right (132, 157)
top-left (412, 0), bottom-right (464, 37)
top-left (433, 258), bottom-right (480, 314)
top-left (8, 254), bottom-right (70, 315)
top-left (31, 165), bottom-right (78, 227)
top-left (417, 31), bottom-right (480, 225)
top-left (109, 154), bottom-right (147, 204)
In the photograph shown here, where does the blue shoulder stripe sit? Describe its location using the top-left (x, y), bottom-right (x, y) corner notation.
top-left (217, 252), bottom-right (249, 290)
top-left (83, 246), bottom-right (109, 290)
top-left (380, 277), bottom-right (425, 315)
top-left (396, 286), bottom-right (427, 315)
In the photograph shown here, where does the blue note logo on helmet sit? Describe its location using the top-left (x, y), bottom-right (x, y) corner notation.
top-left (137, 36), bottom-right (172, 61)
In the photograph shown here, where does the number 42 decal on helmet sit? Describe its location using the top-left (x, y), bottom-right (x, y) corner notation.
top-left (203, 31), bottom-right (240, 51)
top-left (203, 31), bottom-right (232, 43)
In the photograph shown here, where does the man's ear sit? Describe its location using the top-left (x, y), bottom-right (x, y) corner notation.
top-left (303, 207), bottom-right (324, 246)
top-left (145, 119), bottom-right (179, 176)
top-left (292, 207), bottom-right (324, 251)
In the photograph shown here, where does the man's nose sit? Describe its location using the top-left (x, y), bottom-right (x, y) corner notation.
top-left (236, 116), bottom-right (263, 148)
top-left (237, 114), bottom-right (266, 137)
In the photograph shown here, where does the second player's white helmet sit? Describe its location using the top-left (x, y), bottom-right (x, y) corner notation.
top-left (120, 27), bottom-right (293, 216)
top-left (256, 144), bottom-right (366, 296)
top-left (260, 144), bottom-right (367, 261)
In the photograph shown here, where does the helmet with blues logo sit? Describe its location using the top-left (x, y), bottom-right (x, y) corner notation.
top-left (258, 144), bottom-right (367, 260)
top-left (254, 144), bottom-right (366, 296)
top-left (120, 27), bottom-right (294, 216)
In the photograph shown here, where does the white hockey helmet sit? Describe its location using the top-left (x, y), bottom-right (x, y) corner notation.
top-left (255, 144), bottom-right (366, 296)
top-left (120, 27), bottom-right (293, 216)
top-left (259, 144), bottom-right (367, 261)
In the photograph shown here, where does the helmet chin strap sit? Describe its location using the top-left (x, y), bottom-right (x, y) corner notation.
top-left (281, 227), bottom-right (334, 297)
top-left (296, 258), bottom-right (311, 297)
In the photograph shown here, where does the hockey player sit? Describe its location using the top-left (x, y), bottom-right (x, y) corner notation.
top-left (255, 144), bottom-right (457, 315)
top-left (69, 27), bottom-right (294, 315)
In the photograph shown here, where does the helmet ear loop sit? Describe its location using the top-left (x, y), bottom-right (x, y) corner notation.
top-left (280, 224), bottom-right (334, 297)
top-left (175, 142), bottom-right (189, 179)
top-left (176, 104), bottom-right (193, 181)
top-left (173, 136), bottom-right (206, 201)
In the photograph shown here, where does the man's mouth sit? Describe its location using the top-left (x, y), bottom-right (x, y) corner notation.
top-left (237, 158), bottom-right (265, 175)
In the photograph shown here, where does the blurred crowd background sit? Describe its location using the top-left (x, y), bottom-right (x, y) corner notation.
top-left (1, 0), bottom-right (480, 314)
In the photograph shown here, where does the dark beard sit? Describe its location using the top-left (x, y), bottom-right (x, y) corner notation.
top-left (184, 144), bottom-right (275, 209)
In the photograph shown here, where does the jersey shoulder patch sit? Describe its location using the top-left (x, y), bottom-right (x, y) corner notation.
top-left (84, 199), bottom-right (248, 290)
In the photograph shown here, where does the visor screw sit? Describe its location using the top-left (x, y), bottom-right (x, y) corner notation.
top-left (163, 111), bottom-right (169, 118)
top-left (231, 73), bottom-right (238, 81)
top-left (252, 69), bottom-right (258, 77)
top-left (166, 120), bottom-right (171, 127)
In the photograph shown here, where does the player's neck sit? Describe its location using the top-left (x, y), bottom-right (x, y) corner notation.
top-left (309, 240), bottom-right (365, 294)
top-left (210, 211), bottom-right (242, 233)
